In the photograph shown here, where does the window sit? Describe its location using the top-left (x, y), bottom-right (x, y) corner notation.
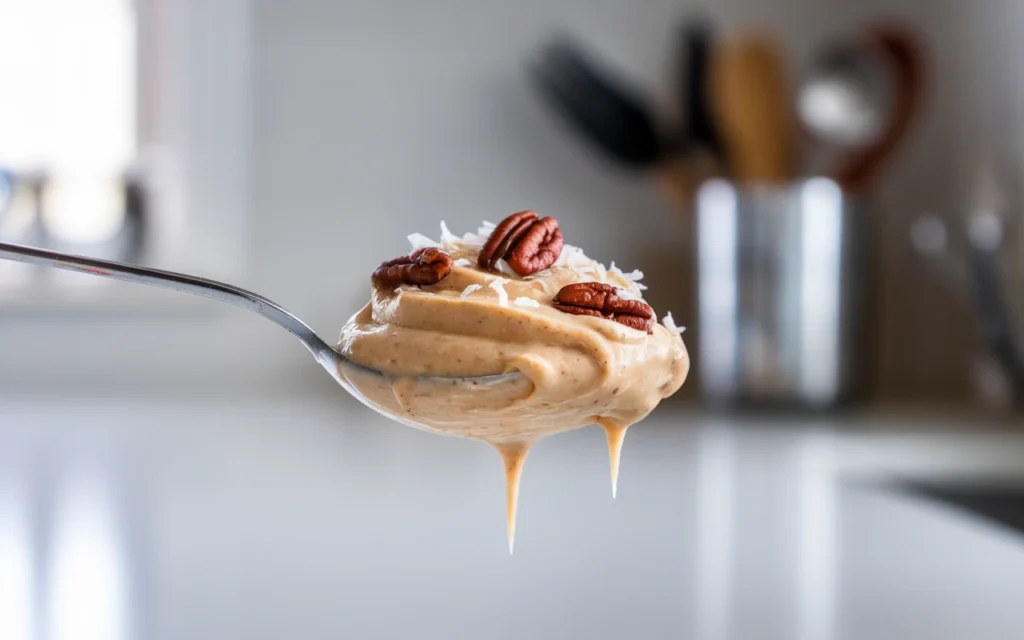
top-left (0, 0), bottom-right (251, 303)
top-left (0, 0), bottom-right (143, 292)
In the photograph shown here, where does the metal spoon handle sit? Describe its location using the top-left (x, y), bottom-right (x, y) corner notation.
top-left (0, 241), bottom-right (340, 364)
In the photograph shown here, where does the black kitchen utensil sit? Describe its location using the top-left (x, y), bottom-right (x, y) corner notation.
top-left (911, 210), bottom-right (1024, 405)
top-left (528, 36), bottom-right (670, 168)
top-left (966, 245), bottom-right (1024, 404)
top-left (677, 17), bottom-right (724, 159)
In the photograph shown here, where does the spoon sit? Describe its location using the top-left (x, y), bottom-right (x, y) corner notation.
top-left (528, 34), bottom-right (710, 214)
top-left (0, 240), bottom-right (554, 554)
top-left (710, 30), bottom-right (796, 183)
top-left (798, 24), bottom-right (926, 192)
top-left (0, 241), bottom-right (522, 424)
top-left (909, 213), bottom-right (1024, 405)
top-left (798, 39), bottom-right (893, 152)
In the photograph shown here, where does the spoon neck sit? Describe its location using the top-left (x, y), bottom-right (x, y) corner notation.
top-left (0, 239), bottom-right (350, 381)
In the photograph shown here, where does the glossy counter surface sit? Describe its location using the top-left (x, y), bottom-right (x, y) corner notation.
top-left (1, 396), bottom-right (1023, 640)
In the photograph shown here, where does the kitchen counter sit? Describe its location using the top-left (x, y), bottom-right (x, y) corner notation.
top-left (1, 395), bottom-right (1023, 640)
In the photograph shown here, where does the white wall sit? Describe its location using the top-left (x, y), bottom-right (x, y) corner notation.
top-left (0, 0), bottom-right (991, 398)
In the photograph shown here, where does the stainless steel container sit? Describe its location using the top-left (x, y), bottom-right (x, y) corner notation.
top-left (696, 178), bottom-right (864, 408)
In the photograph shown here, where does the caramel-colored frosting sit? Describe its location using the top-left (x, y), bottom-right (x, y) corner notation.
top-left (338, 221), bottom-right (689, 551)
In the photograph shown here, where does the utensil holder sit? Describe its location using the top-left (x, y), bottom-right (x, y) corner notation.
top-left (695, 178), bottom-right (865, 408)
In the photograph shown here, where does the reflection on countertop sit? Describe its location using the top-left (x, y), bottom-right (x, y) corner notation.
top-left (0, 395), bottom-right (1023, 640)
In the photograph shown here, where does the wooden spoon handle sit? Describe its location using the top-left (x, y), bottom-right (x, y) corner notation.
top-left (711, 32), bottom-right (796, 184)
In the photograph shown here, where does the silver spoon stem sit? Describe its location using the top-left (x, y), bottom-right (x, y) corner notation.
top-left (0, 241), bottom-right (345, 377)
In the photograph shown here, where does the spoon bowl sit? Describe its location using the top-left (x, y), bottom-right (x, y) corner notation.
top-left (338, 358), bottom-right (530, 432)
top-left (798, 45), bottom-right (894, 150)
top-left (0, 240), bottom-right (526, 424)
top-left (799, 24), bottom-right (926, 191)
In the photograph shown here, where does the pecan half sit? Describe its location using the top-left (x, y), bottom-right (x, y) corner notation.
top-left (506, 216), bottom-right (564, 276)
top-left (372, 247), bottom-right (453, 289)
top-left (554, 282), bottom-right (655, 333)
top-left (478, 210), bottom-right (564, 276)
top-left (478, 211), bottom-right (538, 271)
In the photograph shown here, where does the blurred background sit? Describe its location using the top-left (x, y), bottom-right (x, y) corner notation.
top-left (3, 1), bottom-right (1024, 639)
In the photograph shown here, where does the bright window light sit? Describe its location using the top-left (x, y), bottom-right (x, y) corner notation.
top-left (0, 0), bottom-right (136, 176)
top-left (42, 177), bottom-right (127, 245)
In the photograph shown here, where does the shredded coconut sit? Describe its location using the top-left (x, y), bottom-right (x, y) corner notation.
top-left (460, 284), bottom-right (482, 298)
top-left (535, 279), bottom-right (555, 295)
top-left (488, 277), bottom-right (510, 307)
top-left (605, 261), bottom-right (647, 291)
top-left (439, 221), bottom-right (460, 248)
top-left (406, 222), bottom-right (651, 306)
top-left (514, 297), bottom-right (540, 308)
top-left (661, 311), bottom-right (686, 335)
top-left (407, 232), bottom-right (439, 250)
top-left (554, 244), bottom-right (586, 267)
top-left (460, 232), bottom-right (487, 247)
top-left (496, 259), bottom-right (518, 277)
top-left (456, 222), bottom-right (496, 248)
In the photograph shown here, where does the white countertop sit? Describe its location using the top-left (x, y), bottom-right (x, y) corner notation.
top-left (1, 395), bottom-right (1023, 640)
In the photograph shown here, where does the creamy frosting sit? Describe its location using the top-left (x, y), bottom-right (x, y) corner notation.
top-left (338, 220), bottom-right (689, 551)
